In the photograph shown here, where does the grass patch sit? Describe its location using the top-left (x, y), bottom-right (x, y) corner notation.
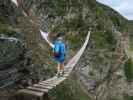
top-left (124, 58), bottom-right (133, 81)
top-left (124, 95), bottom-right (133, 100)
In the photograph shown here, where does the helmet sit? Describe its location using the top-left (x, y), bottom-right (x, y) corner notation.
top-left (56, 32), bottom-right (65, 38)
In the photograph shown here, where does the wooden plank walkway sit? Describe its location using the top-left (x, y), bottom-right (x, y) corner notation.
top-left (14, 31), bottom-right (91, 100)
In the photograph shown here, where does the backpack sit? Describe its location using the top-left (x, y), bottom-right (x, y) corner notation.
top-left (53, 41), bottom-right (65, 58)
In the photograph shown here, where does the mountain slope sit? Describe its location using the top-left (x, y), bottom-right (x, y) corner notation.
top-left (0, 0), bottom-right (133, 100)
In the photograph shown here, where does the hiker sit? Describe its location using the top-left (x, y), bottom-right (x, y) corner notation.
top-left (53, 32), bottom-right (66, 76)
top-left (40, 31), bottom-right (66, 76)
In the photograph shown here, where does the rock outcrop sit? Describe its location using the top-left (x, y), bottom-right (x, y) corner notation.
top-left (0, 33), bottom-right (27, 88)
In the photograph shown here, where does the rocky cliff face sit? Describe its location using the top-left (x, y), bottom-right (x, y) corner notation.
top-left (0, 0), bottom-right (133, 100)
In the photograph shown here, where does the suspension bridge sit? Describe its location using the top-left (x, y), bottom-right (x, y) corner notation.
top-left (13, 31), bottom-right (90, 100)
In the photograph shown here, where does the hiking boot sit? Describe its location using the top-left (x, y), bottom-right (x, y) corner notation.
top-left (56, 73), bottom-right (61, 78)
top-left (59, 71), bottom-right (64, 77)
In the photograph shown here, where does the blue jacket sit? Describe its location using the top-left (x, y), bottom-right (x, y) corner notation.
top-left (53, 40), bottom-right (66, 62)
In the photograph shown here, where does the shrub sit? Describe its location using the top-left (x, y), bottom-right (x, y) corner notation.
top-left (92, 31), bottom-right (116, 49)
top-left (124, 58), bottom-right (133, 81)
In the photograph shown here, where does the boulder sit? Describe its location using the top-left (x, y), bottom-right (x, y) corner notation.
top-left (0, 36), bottom-right (24, 70)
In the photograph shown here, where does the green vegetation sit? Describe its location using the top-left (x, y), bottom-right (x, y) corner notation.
top-left (0, 21), bottom-right (23, 40)
top-left (126, 96), bottom-right (133, 100)
top-left (124, 95), bottom-right (133, 100)
top-left (95, 4), bottom-right (113, 31)
top-left (124, 59), bottom-right (133, 81)
top-left (53, 0), bottom-right (67, 16)
top-left (49, 75), bottom-right (90, 100)
top-left (0, 23), bottom-right (10, 33)
top-left (0, 16), bottom-right (10, 33)
top-left (129, 39), bottom-right (133, 51)
top-left (97, 2), bottom-right (129, 32)
top-left (95, 5), bottom-right (104, 17)
top-left (92, 31), bottom-right (116, 49)
top-left (0, 23), bottom-right (18, 37)
top-left (110, 16), bottom-right (120, 27)
top-left (66, 32), bottom-right (86, 50)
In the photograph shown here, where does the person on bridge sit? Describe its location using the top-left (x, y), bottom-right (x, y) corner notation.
top-left (53, 32), bottom-right (66, 77)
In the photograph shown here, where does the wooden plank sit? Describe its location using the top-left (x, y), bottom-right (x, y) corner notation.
top-left (18, 89), bottom-right (44, 97)
top-left (64, 70), bottom-right (72, 74)
top-left (44, 76), bottom-right (57, 82)
top-left (41, 79), bottom-right (59, 83)
top-left (64, 73), bottom-right (70, 76)
top-left (39, 81), bottom-right (54, 84)
top-left (39, 80), bottom-right (57, 84)
top-left (38, 83), bottom-right (57, 87)
top-left (56, 77), bottom-right (66, 81)
top-left (64, 69), bottom-right (72, 73)
top-left (64, 74), bottom-right (69, 77)
top-left (47, 77), bottom-right (65, 84)
top-left (27, 86), bottom-right (48, 92)
top-left (33, 84), bottom-right (53, 90)
top-left (39, 81), bottom-right (58, 85)
top-left (40, 78), bottom-right (57, 83)
top-left (39, 77), bottom-right (61, 84)
top-left (39, 78), bottom-right (65, 87)
top-left (52, 78), bottom-right (65, 84)
top-left (39, 82), bottom-right (59, 87)
top-left (32, 86), bottom-right (53, 90)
